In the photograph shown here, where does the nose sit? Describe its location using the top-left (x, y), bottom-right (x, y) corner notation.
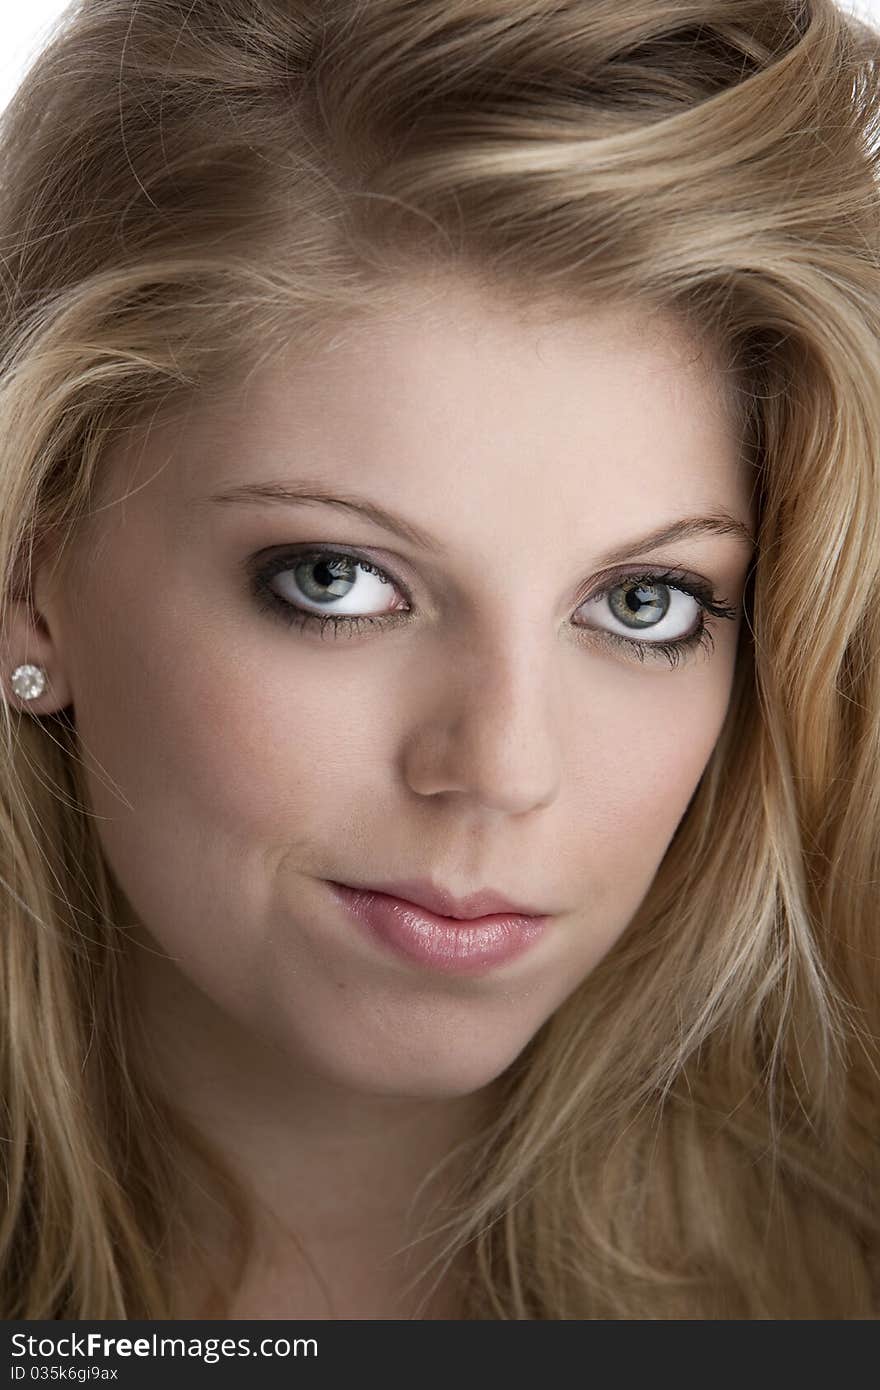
top-left (400, 627), bottom-right (563, 814)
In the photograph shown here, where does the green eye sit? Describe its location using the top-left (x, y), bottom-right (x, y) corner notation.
top-left (250, 546), bottom-right (738, 669)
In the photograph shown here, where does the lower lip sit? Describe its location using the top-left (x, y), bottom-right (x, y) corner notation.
top-left (326, 882), bottom-right (551, 975)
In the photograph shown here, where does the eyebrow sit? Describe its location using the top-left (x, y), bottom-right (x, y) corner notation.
top-left (203, 479), bottom-right (756, 565)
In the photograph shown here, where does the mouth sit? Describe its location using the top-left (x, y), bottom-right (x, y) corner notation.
top-left (329, 877), bottom-right (550, 921)
top-left (325, 880), bottom-right (552, 975)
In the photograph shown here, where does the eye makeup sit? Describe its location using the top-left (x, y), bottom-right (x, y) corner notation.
top-left (245, 543), bottom-right (740, 670)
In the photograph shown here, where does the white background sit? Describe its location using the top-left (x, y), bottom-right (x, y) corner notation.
top-left (1, 0), bottom-right (880, 114)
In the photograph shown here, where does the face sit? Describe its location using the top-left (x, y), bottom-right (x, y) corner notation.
top-left (36, 278), bottom-right (755, 1101)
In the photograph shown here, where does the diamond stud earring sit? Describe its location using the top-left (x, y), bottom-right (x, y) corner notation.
top-left (10, 664), bottom-right (47, 701)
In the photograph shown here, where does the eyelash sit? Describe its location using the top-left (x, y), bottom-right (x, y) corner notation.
top-left (249, 546), bottom-right (739, 670)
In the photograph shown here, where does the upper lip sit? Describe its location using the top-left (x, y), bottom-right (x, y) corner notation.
top-left (333, 877), bottom-right (549, 920)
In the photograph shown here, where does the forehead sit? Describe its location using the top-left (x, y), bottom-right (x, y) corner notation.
top-left (95, 277), bottom-right (747, 532)
top-left (241, 279), bottom-right (730, 417)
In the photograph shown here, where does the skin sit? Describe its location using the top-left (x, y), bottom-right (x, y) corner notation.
top-left (3, 276), bottom-right (756, 1317)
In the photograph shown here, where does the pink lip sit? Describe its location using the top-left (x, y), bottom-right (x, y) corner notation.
top-left (326, 882), bottom-right (551, 975)
top-left (336, 876), bottom-right (547, 920)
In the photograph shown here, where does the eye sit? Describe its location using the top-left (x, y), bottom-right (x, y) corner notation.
top-left (252, 547), bottom-right (408, 639)
top-left (577, 573), bottom-right (702, 643)
top-left (574, 569), bottom-right (739, 668)
top-left (249, 547), bottom-right (739, 668)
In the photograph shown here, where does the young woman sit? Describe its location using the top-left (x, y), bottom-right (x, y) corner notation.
top-left (1, 0), bottom-right (878, 1319)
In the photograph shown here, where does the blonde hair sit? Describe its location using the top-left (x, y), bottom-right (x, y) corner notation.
top-left (2, 0), bottom-right (880, 1319)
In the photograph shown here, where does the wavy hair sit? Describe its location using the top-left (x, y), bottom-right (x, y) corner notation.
top-left (1, 0), bottom-right (879, 1318)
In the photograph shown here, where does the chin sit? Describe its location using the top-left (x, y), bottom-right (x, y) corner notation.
top-left (309, 1037), bottom-right (524, 1101)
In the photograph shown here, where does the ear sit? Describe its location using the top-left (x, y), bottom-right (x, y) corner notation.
top-left (1, 550), bottom-right (75, 715)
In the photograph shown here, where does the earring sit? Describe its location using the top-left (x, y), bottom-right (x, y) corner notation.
top-left (10, 664), bottom-right (47, 701)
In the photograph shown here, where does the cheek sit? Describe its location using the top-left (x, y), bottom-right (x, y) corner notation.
top-left (73, 624), bottom-right (359, 858)
top-left (68, 610), bottom-right (371, 1040)
top-left (571, 666), bottom-right (733, 884)
top-left (71, 588), bottom-right (407, 985)
top-left (522, 667), bottom-right (734, 1001)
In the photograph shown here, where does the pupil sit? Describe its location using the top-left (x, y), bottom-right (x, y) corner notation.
top-left (314, 560), bottom-right (334, 588)
top-left (627, 585), bottom-right (653, 612)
